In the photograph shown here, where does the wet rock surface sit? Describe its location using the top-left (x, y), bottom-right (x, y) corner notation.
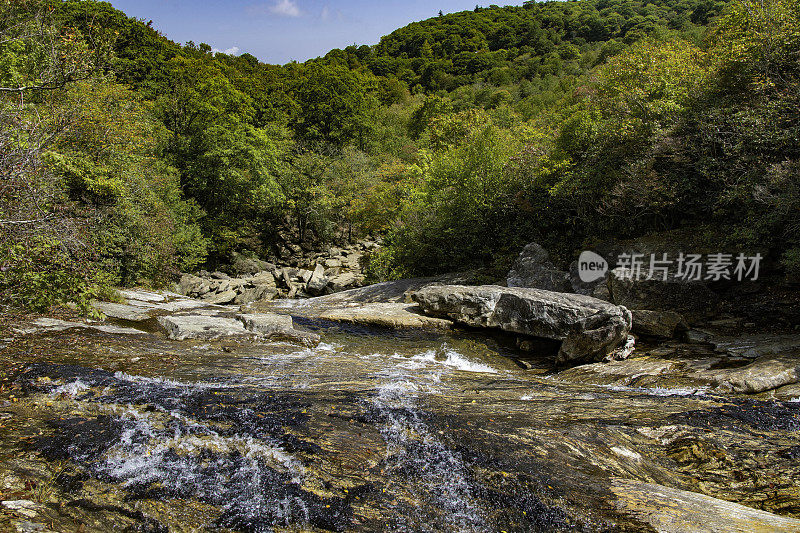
top-left (1, 284), bottom-right (799, 532)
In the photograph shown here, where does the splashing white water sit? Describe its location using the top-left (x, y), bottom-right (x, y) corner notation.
top-left (49, 379), bottom-right (90, 397)
top-left (368, 348), bottom-right (488, 531)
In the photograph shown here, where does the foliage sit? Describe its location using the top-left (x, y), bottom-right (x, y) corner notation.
top-left (6, 0), bottom-right (800, 313)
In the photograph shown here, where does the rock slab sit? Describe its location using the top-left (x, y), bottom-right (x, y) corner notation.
top-left (157, 315), bottom-right (252, 341)
top-left (611, 478), bottom-right (800, 532)
top-left (412, 285), bottom-right (632, 364)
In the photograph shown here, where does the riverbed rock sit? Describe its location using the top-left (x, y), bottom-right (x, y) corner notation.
top-left (237, 313), bottom-right (293, 335)
top-left (117, 289), bottom-right (167, 303)
top-left (631, 309), bottom-right (687, 338)
top-left (556, 356), bottom-right (685, 388)
top-left (14, 318), bottom-right (147, 336)
top-left (506, 243), bottom-right (571, 292)
top-left (700, 333), bottom-right (800, 359)
top-left (412, 285), bottom-right (632, 364)
top-left (157, 315), bottom-right (252, 341)
top-left (608, 267), bottom-right (716, 320)
top-left (177, 274), bottom-right (209, 297)
top-left (93, 302), bottom-right (155, 322)
top-left (611, 478), bottom-right (800, 532)
top-left (1, 500), bottom-right (42, 519)
top-left (236, 313), bottom-right (320, 347)
top-left (700, 356), bottom-right (800, 394)
top-left (267, 328), bottom-right (321, 348)
top-left (234, 284), bottom-right (279, 305)
top-left (319, 303), bottom-right (453, 330)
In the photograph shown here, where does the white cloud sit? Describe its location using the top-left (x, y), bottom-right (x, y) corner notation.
top-left (212, 46), bottom-right (240, 55)
top-left (321, 5), bottom-right (330, 20)
top-left (270, 0), bottom-right (301, 17)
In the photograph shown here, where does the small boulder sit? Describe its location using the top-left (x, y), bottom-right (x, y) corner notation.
top-left (298, 269), bottom-right (314, 284)
top-left (237, 313), bottom-right (320, 347)
top-left (234, 284), bottom-right (279, 305)
top-left (701, 356), bottom-right (800, 393)
top-left (202, 290), bottom-right (237, 305)
top-left (237, 313), bottom-right (293, 335)
top-left (117, 289), bottom-right (166, 303)
top-left (177, 274), bottom-right (207, 296)
top-left (324, 258), bottom-right (343, 269)
top-left (157, 315), bottom-right (252, 340)
top-left (93, 302), bottom-right (154, 322)
top-left (631, 309), bottom-right (687, 338)
top-left (252, 271), bottom-right (277, 287)
top-left (328, 272), bottom-right (359, 292)
top-left (306, 263), bottom-right (329, 295)
top-left (507, 243), bottom-right (571, 292)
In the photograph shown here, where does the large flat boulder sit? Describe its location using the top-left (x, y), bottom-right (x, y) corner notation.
top-left (157, 315), bottom-right (252, 341)
top-left (412, 285), bottom-right (632, 364)
top-left (237, 313), bottom-right (321, 347)
top-left (697, 333), bottom-right (800, 359)
top-left (93, 302), bottom-right (155, 322)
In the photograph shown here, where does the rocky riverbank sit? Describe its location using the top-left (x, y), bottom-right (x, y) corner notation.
top-left (2, 237), bottom-right (800, 532)
top-left (1, 277), bottom-right (800, 531)
top-left (175, 241), bottom-right (378, 305)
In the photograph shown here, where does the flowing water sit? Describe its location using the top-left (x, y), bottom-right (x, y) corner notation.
top-left (1, 316), bottom-right (799, 532)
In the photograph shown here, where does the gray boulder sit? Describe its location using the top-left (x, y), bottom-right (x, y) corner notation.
top-left (306, 264), bottom-right (329, 295)
top-left (237, 313), bottom-right (320, 347)
top-left (506, 243), bottom-right (572, 292)
top-left (117, 289), bottom-right (166, 303)
top-left (328, 272), bottom-right (359, 292)
top-left (202, 290), bottom-right (237, 305)
top-left (157, 315), bottom-right (252, 340)
top-left (234, 284), bottom-right (279, 305)
top-left (252, 271), bottom-right (277, 287)
top-left (177, 274), bottom-right (209, 297)
top-left (631, 309), bottom-right (687, 338)
top-left (237, 313), bottom-right (293, 335)
top-left (93, 302), bottom-right (155, 322)
top-left (412, 285), bottom-right (632, 364)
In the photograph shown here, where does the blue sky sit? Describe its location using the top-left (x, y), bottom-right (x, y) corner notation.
top-left (106, 1), bottom-right (524, 65)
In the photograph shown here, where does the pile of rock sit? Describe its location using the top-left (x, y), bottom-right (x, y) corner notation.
top-left (175, 244), bottom-right (373, 304)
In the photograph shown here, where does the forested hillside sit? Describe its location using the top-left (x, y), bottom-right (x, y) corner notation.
top-left (1, 0), bottom-right (797, 312)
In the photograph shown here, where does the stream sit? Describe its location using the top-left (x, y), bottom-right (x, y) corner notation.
top-left (1, 312), bottom-right (799, 532)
